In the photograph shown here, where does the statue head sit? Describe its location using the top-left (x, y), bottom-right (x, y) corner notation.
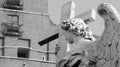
top-left (61, 18), bottom-right (95, 44)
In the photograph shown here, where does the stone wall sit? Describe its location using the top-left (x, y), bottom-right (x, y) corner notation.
top-left (0, 0), bottom-right (57, 67)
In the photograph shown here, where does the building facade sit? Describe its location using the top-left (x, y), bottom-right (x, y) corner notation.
top-left (0, 0), bottom-right (58, 67)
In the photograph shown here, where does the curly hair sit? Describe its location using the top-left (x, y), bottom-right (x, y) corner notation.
top-left (61, 18), bottom-right (95, 41)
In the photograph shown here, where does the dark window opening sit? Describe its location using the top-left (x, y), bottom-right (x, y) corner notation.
top-left (6, 0), bottom-right (21, 6)
top-left (17, 48), bottom-right (29, 58)
top-left (7, 28), bottom-right (19, 33)
top-left (2, 27), bottom-right (22, 36)
top-left (2, 0), bottom-right (23, 10)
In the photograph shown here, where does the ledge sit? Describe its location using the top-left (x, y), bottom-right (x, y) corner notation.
top-left (0, 8), bottom-right (49, 16)
top-left (0, 56), bottom-right (56, 64)
top-left (3, 46), bottom-right (55, 54)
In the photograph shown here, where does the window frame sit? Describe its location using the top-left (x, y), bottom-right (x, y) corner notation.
top-left (7, 14), bottom-right (19, 24)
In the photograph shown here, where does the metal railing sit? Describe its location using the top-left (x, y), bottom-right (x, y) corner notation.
top-left (1, 23), bottom-right (23, 36)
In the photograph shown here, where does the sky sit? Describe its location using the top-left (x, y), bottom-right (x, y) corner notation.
top-left (48, 0), bottom-right (120, 35)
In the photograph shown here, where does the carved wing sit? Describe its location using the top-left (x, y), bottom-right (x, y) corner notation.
top-left (57, 3), bottom-right (120, 67)
top-left (95, 3), bottom-right (120, 67)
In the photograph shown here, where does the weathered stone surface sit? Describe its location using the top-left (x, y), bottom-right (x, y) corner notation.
top-left (95, 3), bottom-right (120, 67)
top-left (57, 3), bottom-right (120, 67)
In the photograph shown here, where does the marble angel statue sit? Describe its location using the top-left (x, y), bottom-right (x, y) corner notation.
top-left (57, 3), bottom-right (120, 67)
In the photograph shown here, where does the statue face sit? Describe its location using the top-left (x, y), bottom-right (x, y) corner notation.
top-left (65, 32), bottom-right (75, 44)
top-left (65, 31), bottom-right (83, 44)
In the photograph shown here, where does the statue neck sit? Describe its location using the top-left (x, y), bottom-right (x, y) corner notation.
top-left (66, 42), bottom-right (75, 52)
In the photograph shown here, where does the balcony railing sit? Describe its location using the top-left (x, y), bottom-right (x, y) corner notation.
top-left (2, 0), bottom-right (23, 10)
top-left (1, 23), bottom-right (23, 37)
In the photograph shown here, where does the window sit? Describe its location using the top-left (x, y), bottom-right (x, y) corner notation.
top-left (0, 37), bottom-right (5, 56)
top-left (7, 28), bottom-right (18, 33)
top-left (18, 38), bottom-right (31, 48)
top-left (2, 0), bottom-right (23, 10)
top-left (6, 0), bottom-right (21, 6)
top-left (1, 14), bottom-right (22, 36)
top-left (1, 26), bottom-right (22, 37)
top-left (17, 48), bottom-right (29, 58)
top-left (42, 56), bottom-right (46, 61)
top-left (46, 43), bottom-right (49, 61)
top-left (7, 14), bottom-right (19, 24)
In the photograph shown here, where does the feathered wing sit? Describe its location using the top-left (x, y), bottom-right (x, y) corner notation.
top-left (93, 3), bottom-right (120, 67)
